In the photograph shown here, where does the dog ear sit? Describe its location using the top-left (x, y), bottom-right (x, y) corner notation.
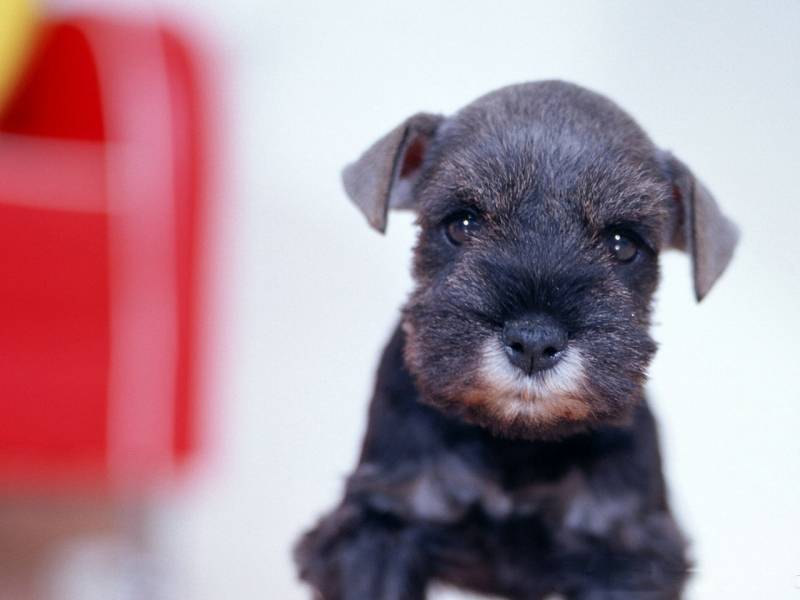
top-left (342, 112), bottom-right (443, 233)
top-left (661, 153), bottom-right (740, 301)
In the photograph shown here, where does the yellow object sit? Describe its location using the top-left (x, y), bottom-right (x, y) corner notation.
top-left (0, 0), bottom-right (40, 112)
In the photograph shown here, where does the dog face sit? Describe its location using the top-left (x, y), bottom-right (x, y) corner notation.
top-left (343, 81), bottom-right (738, 439)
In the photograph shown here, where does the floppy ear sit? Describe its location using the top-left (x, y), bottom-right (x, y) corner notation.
top-left (661, 153), bottom-right (740, 301)
top-left (342, 112), bottom-right (443, 233)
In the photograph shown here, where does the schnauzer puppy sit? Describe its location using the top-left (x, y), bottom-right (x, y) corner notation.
top-left (295, 81), bottom-right (738, 599)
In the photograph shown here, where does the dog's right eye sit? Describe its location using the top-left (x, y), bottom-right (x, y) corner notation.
top-left (606, 230), bottom-right (641, 263)
top-left (443, 211), bottom-right (481, 245)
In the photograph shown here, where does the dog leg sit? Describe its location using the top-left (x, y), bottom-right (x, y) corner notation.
top-left (294, 503), bottom-right (429, 600)
top-left (561, 547), bottom-right (688, 600)
top-left (572, 586), bottom-right (683, 600)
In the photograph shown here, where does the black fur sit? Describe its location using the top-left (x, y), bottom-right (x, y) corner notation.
top-left (296, 328), bottom-right (687, 599)
top-left (294, 81), bottom-right (736, 599)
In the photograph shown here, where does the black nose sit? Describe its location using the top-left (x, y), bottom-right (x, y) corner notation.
top-left (502, 315), bottom-right (568, 375)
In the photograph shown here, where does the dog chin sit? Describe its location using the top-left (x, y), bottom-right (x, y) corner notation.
top-left (461, 339), bottom-right (595, 437)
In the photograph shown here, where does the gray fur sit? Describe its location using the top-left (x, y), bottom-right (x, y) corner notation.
top-left (297, 80), bottom-right (738, 600)
top-left (343, 81), bottom-right (738, 300)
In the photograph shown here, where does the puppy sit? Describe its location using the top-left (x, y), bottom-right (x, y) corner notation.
top-left (295, 81), bottom-right (738, 600)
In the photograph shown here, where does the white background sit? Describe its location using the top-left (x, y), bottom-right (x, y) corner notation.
top-left (53, 1), bottom-right (800, 598)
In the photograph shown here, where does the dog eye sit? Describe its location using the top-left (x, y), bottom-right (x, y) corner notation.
top-left (443, 211), bottom-right (481, 245)
top-left (606, 230), bottom-right (639, 263)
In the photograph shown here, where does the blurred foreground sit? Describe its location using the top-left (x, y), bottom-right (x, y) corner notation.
top-left (0, 2), bottom-right (217, 597)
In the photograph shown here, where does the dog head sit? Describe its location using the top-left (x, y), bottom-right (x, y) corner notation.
top-left (343, 81), bottom-right (738, 439)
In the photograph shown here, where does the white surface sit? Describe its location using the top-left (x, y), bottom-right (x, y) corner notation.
top-left (53, 1), bottom-right (800, 598)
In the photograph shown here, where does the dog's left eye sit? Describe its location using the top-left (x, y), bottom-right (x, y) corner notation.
top-left (443, 211), bottom-right (481, 245)
top-left (606, 230), bottom-right (639, 263)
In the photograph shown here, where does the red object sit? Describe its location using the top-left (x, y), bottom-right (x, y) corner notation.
top-left (0, 16), bottom-right (213, 490)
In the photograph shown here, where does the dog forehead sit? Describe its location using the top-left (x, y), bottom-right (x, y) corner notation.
top-left (419, 82), bottom-right (668, 233)
top-left (443, 81), bottom-right (651, 148)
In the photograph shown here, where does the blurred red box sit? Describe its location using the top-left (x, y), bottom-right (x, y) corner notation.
top-left (0, 16), bottom-right (213, 490)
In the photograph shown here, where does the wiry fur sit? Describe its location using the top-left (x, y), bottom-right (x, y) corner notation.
top-left (295, 81), bottom-right (738, 599)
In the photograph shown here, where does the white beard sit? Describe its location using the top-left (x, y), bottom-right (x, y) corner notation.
top-left (477, 338), bottom-right (589, 423)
